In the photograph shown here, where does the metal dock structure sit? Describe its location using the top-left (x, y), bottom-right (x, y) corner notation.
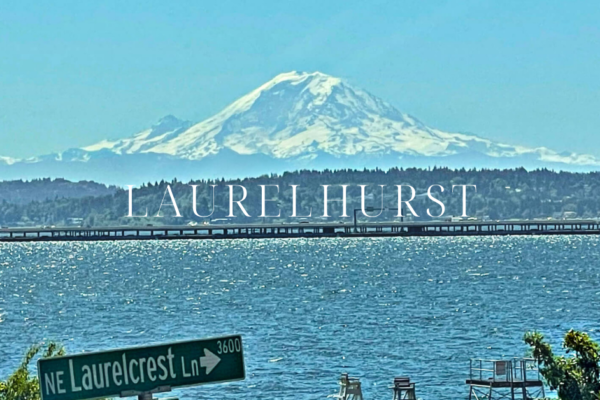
top-left (466, 358), bottom-right (545, 400)
top-left (1, 219), bottom-right (600, 242)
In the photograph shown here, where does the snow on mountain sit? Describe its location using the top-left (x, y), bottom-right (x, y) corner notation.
top-left (1, 71), bottom-right (599, 184)
top-left (76, 71), bottom-right (599, 167)
top-left (82, 115), bottom-right (193, 155)
top-left (0, 156), bottom-right (18, 165)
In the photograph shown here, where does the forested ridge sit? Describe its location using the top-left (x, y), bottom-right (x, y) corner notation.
top-left (1, 167), bottom-right (600, 226)
top-left (0, 178), bottom-right (117, 205)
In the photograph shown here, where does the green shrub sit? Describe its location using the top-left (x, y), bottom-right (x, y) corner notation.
top-left (0, 343), bottom-right (65, 400)
top-left (525, 329), bottom-right (600, 400)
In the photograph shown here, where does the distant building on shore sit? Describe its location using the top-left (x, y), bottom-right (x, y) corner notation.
top-left (66, 217), bottom-right (84, 226)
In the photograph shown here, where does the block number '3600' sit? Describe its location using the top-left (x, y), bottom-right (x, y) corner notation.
top-left (217, 338), bottom-right (242, 354)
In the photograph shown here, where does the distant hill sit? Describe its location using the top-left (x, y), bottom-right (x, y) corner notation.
top-left (0, 178), bottom-right (117, 205)
top-left (1, 168), bottom-right (599, 227)
top-left (1, 72), bottom-right (599, 185)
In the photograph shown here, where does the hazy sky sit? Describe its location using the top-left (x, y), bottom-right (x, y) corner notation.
top-left (1, 0), bottom-right (599, 158)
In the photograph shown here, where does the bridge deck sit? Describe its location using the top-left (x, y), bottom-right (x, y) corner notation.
top-left (0, 219), bottom-right (599, 242)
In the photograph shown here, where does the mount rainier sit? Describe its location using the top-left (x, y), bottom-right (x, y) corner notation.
top-left (1, 71), bottom-right (599, 185)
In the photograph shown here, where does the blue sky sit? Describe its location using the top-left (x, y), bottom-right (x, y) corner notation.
top-left (1, 0), bottom-right (599, 158)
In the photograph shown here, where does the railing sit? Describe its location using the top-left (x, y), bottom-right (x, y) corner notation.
top-left (469, 359), bottom-right (514, 382)
top-left (512, 358), bottom-right (541, 382)
top-left (469, 358), bottom-right (541, 383)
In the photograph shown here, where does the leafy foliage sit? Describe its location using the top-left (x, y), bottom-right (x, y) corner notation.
top-left (0, 343), bottom-right (65, 400)
top-left (524, 330), bottom-right (600, 400)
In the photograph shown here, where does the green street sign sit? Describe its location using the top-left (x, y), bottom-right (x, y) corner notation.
top-left (37, 335), bottom-right (245, 400)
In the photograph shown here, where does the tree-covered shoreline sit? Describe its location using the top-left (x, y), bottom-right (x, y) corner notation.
top-left (2, 167), bottom-right (600, 227)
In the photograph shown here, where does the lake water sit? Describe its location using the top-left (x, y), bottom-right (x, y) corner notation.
top-left (1, 236), bottom-right (599, 400)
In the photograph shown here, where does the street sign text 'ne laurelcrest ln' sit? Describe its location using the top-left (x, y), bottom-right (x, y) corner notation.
top-left (38, 335), bottom-right (245, 400)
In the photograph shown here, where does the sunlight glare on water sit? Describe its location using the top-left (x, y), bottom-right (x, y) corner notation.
top-left (1, 236), bottom-right (599, 399)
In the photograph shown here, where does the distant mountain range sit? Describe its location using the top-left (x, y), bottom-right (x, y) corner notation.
top-left (2, 71), bottom-right (599, 185)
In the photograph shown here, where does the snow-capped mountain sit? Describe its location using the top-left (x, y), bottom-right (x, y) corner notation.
top-left (1, 71), bottom-right (599, 184)
top-left (0, 156), bottom-right (17, 165)
top-left (82, 115), bottom-right (193, 156)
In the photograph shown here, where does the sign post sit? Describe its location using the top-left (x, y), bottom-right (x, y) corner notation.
top-left (38, 335), bottom-right (245, 400)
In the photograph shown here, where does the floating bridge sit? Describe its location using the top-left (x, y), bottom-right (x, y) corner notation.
top-left (1, 219), bottom-right (599, 242)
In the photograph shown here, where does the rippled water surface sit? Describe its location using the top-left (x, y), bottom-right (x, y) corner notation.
top-left (1, 236), bottom-right (599, 399)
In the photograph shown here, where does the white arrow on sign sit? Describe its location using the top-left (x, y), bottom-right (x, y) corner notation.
top-left (200, 348), bottom-right (221, 375)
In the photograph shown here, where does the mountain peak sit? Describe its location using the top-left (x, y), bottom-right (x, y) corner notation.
top-left (270, 70), bottom-right (335, 81)
top-left (154, 114), bottom-right (187, 129)
top-left (65, 70), bottom-right (600, 169)
top-left (81, 114), bottom-right (191, 154)
top-left (147, 115), bottom-right (192, 140)
top-left (257, 71), bottom-right (343, 97)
